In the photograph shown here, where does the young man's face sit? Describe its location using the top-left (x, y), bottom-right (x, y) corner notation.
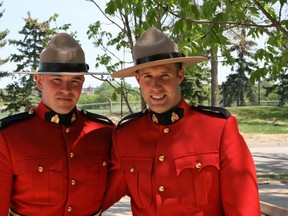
top-left (34, 74), bottom-right (85, 114)
top-left (136, 63), bottom-right (185, 113)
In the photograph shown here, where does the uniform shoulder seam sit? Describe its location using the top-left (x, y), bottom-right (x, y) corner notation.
top-left (0, 111), bottom-right (34, 130)
top-left (192, 105), bottom-right (231, 119)
top-left (117, 109), bottom-right (147, 128)
top-left (80, 110), bottom-right (114, 125)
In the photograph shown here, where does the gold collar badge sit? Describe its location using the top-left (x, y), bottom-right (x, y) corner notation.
top-left (152, 114), bottom-right (159, 124)
top-left (71, 113), bottom-right (77, 123)
top-left (171, 112), bottom-right (179, 123)
top-left (50, 114), bottom-right (60, 124)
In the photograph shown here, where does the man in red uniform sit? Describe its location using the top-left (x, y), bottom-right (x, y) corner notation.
top-left (0, 33), bottom-right (115, 215)
top-left (102, 27), bottom-right (260, 215)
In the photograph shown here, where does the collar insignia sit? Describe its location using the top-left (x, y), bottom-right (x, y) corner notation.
top-left (71, 113), bottom-right (77, 123)
top-left (45, 108), bottom-right (78, 125)
top-left (171, 112), bottom-right (179, 123)
top-left (50, 114), bottom-right (60, 124)
top-left (149, 107), bottom-right (184, 126)
top-left (152, 114), bottom-right (159, 124)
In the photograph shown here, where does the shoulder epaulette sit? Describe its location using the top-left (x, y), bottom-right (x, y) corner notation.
top-left (0, 110), bottom-right (34, 130)
top-left (117, 109), bottom-right (148, 128)
top-left (80, 110), bottom-right (114, 125)
top-left (192, 105), bottom-right (231, 119)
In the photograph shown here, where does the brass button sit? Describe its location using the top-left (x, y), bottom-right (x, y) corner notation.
top-left (102, 161), bottom-right (107, 166)
top-left (38, 166), bottom-right (43, 173)
top-left (71, 179), bottom-right (76, 186)
top-left (159, 155), bottom-right (165, 162)
top-left (163, 128), bottom-right (170, 133)
top-left (69, 152), bottom-right (74, 158)
top-left (195, 162), bottom-right (202, 169)
top-left (67, 206), bottom-right (72, 212)
top-left (159, 185), bottom-right (165, 192)
top-left (65, 128), bottom-right (70, 133)
top-left (130, 167), bottom-right (135, 173)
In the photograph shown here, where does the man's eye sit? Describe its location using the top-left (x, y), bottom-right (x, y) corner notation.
top-left (71, 80), bottom-right (82, 85)
top-left (143, 75), bottom-right (152, 79)
top-left (53, 78), bottom-right (62, 82)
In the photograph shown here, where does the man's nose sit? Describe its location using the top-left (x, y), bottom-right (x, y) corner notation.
top-left (61, 82), bottom-right (72, 93)
top-left (151, 77), bottom-right (161, 89)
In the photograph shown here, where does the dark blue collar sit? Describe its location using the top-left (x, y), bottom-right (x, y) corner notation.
top-left (149, 106), bottom-right (184, 126)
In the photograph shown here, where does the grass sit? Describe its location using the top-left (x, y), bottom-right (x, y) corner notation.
top-left (0, 113), bottom-right (8, 119)
top-left (257, 173), bottom-right (288, 184)
top-left (227, 106), bottom-right (288, 134)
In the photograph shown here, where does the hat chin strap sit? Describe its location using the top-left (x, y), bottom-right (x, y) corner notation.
top-left (135, 52), bottom-right (185, 65)
top-left (38, 62), bottom-right (89, 72)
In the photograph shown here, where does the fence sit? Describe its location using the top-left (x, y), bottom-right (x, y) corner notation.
top-left (77, 101), bottom-right (142, 115)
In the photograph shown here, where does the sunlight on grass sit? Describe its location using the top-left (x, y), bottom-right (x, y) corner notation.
top-left (227, 106), bottom-right (288, 134)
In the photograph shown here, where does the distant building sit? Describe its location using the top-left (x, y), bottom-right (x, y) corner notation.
top-left (82, 85), bottom-right (96, 95)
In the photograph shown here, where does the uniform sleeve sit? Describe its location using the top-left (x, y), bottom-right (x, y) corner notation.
top-left (101, 129), bottom-right (129, 212)
top-left (220, 116), bottom-right (261, 215)
top-left (0, 133), bottom-right (13, 214)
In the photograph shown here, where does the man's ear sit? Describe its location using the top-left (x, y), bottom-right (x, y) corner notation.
top-left (178, 69), bottom-right (185, 84)
top-left (34, 75), bottom-right (43, 91)
top-left (135, 71), bottom-right (140, 84)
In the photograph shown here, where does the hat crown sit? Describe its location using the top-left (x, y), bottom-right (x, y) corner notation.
top-left (133, 27), bottom-right (179, 60)
top-left (111, 27), bottom-right (207, 78)
top-left (40, 33), bottom-right (85, 64)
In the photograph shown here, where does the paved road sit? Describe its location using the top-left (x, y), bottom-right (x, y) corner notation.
top-left (250, 145), bottom-right (288, 209)
top-left (103, 144), bottom-right (288, 215)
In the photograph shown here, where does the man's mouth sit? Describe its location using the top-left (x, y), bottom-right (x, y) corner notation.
top-left (151, 94), bottom-right (165, 99)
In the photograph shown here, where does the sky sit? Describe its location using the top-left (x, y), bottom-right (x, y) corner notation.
top-left (0, 0), bottom-right (231, 89)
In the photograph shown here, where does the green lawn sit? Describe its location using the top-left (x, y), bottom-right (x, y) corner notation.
top-left (0, 113), bottom-right (7, 119)
top-left (227, 106), bottom-right (288, 134)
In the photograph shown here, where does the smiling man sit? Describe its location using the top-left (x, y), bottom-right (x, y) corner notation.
top-left (0, 33), bottom-right (115, 216)
top-left (102, 27), bottom-right (260, 216)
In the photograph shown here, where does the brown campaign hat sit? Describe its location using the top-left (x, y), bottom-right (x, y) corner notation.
top-left (112, 27), bottom-right (207, 78)
top-left (15, 32), bottom-right (109, 75)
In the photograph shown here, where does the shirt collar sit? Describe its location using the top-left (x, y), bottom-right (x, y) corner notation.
top-left (34, 101), bottom-right (78, 126)
top-left (149, 106), bottom-right (184, 126)
top-left (44, 109), bottom-right (78, 126)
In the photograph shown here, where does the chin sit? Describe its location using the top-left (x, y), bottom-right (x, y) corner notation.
top-left (56, 107), bottom-right (74, 114)
top-left (149, 106), bottom-right (167, 114)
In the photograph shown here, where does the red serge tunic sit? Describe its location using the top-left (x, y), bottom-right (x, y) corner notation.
top-left (103, 99), bottom-right (260, 215)
top-left (0, 102), bottom-right (114, 215)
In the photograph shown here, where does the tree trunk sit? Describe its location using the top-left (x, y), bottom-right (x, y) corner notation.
top-left (210, 47), bottom-right (219, 107)
top-left (141, 93), bottom-right (147, 110)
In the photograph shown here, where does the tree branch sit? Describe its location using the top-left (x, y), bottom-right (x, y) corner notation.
top-left (252, 0), bottom-right (288, 38)
top-left (155, 1), bottom-right (277, 29)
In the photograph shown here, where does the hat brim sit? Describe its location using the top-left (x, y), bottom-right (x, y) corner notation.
top-left (112, 56), bottom-right (207, 78)
top-left (14, 71), bottom-right (111, 75)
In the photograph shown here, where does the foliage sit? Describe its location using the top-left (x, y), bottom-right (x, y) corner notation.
top-left (221, 74), bottom-right (258, 107)
top-left (259, 80), bottom-right (280, 101)
top-left (264, 70), bottom-right (288, 107)
top-left (78, 81), bottom-right (140, 104)
top-left (180, 64), bottom-right (210, 106)
top-left (0, 1), bottom-right (9, 78)
top-left (78, 93), bottom-right (99, 104)
top-left (220, 28), bottom-right (258, 106)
